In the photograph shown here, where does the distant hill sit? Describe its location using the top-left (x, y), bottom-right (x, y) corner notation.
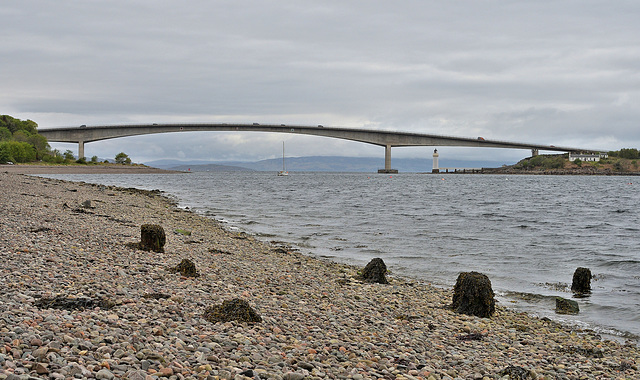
top-left (146, 156), bottom-right (509, 172)
top-left (168, 163), bottom-right (255, 172)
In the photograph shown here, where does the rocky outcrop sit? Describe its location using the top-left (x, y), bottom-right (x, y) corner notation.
top-left (451, 271), bottom-right (495, 318)
top-left (359, 258), bottom-right (389, 284)
top-left (571, 267), bottom-right (592, 295)
top-left (139, 224), bottom-right (166, 252)
top-left (556, 297), bottom-right (579, 314)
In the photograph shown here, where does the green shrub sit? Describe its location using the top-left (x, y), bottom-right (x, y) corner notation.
top-left (0, 141), bottom-right (36, 163)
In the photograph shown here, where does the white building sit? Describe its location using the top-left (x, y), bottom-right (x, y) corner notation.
top-left (568, 152), bottom-right (608, 162)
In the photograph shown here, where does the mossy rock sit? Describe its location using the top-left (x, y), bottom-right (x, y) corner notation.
top-left (359, 257), bottom-right (389, 284)
top-left (34, 295), bottom-right (115, 311)
top-left (571, 267), bottom-right (592, 295)
top-left (203, 298), bottom-right (262, 323)
top-left (451, 271), bottom-right (495, 318)
top-left (140, 224), bottom-right (166, 253)
top-left (169, 258), bottom-right (200, 277)
top-left (555, 297), bottom-right (579, 315)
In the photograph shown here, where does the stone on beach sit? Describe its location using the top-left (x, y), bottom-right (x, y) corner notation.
top-left (556, 296), bottom-right (580, 314)
top-left (139, 223), bottom-right (166, 252)
top-left (359, 257), bottom-right (389, 284)
top-left (203, 298), bottom-right (262, 323)
top-left (571, 267), bottom-right (592, 295)
top-left (168, 258), bottom-right (200, 277)
top-left (451, 271), bottom-right (495, 318)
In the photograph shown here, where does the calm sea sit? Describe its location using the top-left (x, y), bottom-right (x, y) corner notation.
top-left (42, 172), bottom-right (640, 342)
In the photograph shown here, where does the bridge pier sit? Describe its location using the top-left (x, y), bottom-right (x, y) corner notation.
top-left (78, 141), bottom-right (85, 160)
top-left (378, 145), bottom-right (398, 173)
top-left (531, 148), bottom-right (539, 157)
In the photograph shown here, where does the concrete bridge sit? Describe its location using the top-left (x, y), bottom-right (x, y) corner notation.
top-left (39, 123), bottom-right (601, 173)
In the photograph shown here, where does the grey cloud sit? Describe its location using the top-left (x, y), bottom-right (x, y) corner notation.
top-left (3, 1), bottom-right (640, 163)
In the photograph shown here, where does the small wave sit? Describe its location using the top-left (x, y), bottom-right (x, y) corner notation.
top-left (585, 222), bottom-right (613, 229)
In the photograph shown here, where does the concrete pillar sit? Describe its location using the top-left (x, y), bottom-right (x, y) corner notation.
top-left (377, 145), bottom-right (398, 173)
top-left (78, 141), bottom-right (85, 160)
top-left (432, 149), bottom-right (440, 173)
top-left (531, 148), bottom-right (539, 157)
top-left (384, 144), bottom-right (391, 170)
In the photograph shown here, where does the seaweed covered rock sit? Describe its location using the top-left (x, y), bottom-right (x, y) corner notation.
top-left (169, 258), bottom-right (200, 277)
top-left (451, 271), bottom-right (495, 318)
top-left (203, 298), bottom-right (262, 323)
top-left (556, 297), bottom-right (579, 314)
top-left (571, 267), bottom-right (592, 295)
top-left (140, 224), bottom-right (166, 252)
top-left (360, 257), bottom-right (389, 284)
top-left (35, 295), bottom-right (116, 311)
top-left (499, 365), bottom-right (532, 379)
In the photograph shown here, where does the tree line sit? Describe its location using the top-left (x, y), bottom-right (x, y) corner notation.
top-left (1, 114), bottom-right (132, 165)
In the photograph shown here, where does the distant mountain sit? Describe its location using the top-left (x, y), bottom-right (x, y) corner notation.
top-left (145, 156), bottom-right (509, 172)
top-left (168, 163), bottom-right (255, 172)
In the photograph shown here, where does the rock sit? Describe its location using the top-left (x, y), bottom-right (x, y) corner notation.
top-left (96, 368), bottom-right (115, 379)
top-left (571, 267), bottom-right (592, 295)
top-left (139, 224), bottom-right (166, 252)
top-left (283, 372), bottom-right (306, 380)
top-left (451, 271), bottom-right (495, 318)
top-left (499, 365), bottom-right (531, 379)
top-left (125, 370), bottom-right (147, 380)
top-left (203, 298), bottom-right (262, 323)
top-left (34, 362), bottom-right (49, 375)
top-left (360, 257), bottom-right (389, 284)
top-left (81, 200), bottom-right (92, 208)
top-left (555, 297), bottom-right (579, 314)
top-left (169, 258), bottom-right (200, 277)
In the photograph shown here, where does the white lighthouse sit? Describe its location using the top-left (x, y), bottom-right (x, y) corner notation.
top-left (432, 149), bottom-right (440, 173)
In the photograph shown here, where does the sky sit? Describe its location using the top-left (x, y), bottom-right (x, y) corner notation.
top-left (2, 1), bottom-right (639, 165)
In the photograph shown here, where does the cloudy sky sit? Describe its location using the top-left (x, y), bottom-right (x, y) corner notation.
top-left (2, 1), bottom-right (639, 164)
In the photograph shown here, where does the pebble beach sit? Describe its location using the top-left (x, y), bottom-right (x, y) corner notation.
top-left (1, 170), bottom-right (638, 380)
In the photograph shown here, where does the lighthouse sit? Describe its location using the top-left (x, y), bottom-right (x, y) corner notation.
top-left (432, 149), bottom-right (440, 173)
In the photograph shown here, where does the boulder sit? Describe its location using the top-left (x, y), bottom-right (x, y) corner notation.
top-left (451, 271), bottom-right (495, 318)
top-left (360, 258), bottom-right (389, 284)
top-left (169, 258), bottom-right (200, 277)
top-left (203, 298), bottom-right (262, 323)
top-left (140, 224), bottom-right (166, 253)
top-left (556, 297), bottom-right (579, 314)
top-left (571, 267), bottom-right (592, 295)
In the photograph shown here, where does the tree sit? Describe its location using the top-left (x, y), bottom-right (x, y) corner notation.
top-left (63, 150), bottom-right (75, 161)
top-left (115, 152), bottom-right (132, 165)
top-left (0, 141), bottom-right (36, 163)
top-left (27, 134), bottom-right (49, 160)
top-left (91, 155), bottom-right (99, 163)
top-left (0, 127), bottom-right (11, 141)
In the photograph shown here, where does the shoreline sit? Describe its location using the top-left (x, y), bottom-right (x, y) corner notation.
top-left (1, 172), bottom-right (638, 379)
top-left (0, 163), bottom-right (179, 175)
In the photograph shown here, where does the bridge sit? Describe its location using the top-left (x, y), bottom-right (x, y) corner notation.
top-left (39, 123), bottom-right (602, 173)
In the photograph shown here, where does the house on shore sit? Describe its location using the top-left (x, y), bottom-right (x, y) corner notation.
top-left (568, 152), bottom-right (608, 162)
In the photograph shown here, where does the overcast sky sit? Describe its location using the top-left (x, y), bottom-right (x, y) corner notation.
top-left (2, 1), bottom-right (639, 164)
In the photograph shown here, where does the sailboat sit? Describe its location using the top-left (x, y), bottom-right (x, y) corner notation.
top-left (277, 141), bottom-right (288, 176)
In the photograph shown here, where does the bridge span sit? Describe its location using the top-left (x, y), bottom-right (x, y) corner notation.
top-left (39, 123), bottom-right (601, 173)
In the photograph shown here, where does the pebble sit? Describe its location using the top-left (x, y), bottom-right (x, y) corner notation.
top-left (0, 172), bottom-right (638, 379)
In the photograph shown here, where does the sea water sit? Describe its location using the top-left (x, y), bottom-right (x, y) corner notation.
top-left (42, 172), bottom-right (640, 342)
